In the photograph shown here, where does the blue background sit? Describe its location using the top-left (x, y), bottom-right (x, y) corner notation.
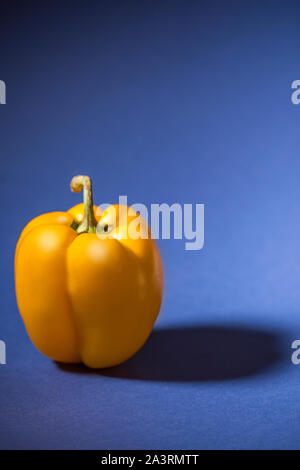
top-left (1, 0), bottom-right (300, 449)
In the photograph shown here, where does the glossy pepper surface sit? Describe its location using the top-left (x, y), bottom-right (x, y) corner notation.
top-left (15, 176), bottom-right (164, 368)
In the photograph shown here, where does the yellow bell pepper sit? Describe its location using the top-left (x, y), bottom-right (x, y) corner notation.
top-left (15, 175), bottom-right (164, 368)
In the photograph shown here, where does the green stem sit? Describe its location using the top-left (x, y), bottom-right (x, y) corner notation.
top-left (70, 175), bottom-right (98, 234)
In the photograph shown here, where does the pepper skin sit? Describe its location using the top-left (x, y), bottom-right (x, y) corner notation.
top-left (15, 176), bottom-right (164, 368)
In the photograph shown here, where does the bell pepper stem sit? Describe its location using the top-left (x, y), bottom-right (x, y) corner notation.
top-left (70, 175), bottom-right (98, 234)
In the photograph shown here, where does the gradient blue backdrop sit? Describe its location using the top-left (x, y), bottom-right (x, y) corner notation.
top-left (1, 0), bottom-right (300, 449)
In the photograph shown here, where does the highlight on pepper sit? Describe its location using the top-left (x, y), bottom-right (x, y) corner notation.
top-left (14, 175), bottom-right (164, 368)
